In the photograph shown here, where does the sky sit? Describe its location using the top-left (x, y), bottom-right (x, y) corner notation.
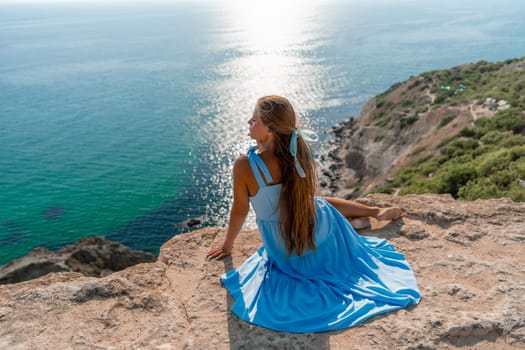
top-left (0, 0), bottom-right (284, 3)
top-left (0, 0), bottom-right (411, 4)
top-left (0, 0), bottom-right (191, 3)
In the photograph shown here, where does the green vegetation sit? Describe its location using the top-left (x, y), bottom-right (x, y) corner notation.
top-left (416, 105), bottom-right (429, 114)
top-left (425, 58), bottom-right (525, 109)
top-left (374, 134), bottom-right (386, 142)
top-left (437, 112), bottom-right (458, 129)
top-left (400, 116), bottom-right (418, 129)
top-left (375, 96), bottom-right (393, 109)
top-left (380, 108), bottom-right (525, 201)
top-left (414, 154), bottom-right (433, 165)
top-left (411, 146), bottom-right (426, 156)
top-left (401, 99), bottom-right (415, 108)
top-left (372, 111), bottom-right (385, 120)
top-left (89, 257), bottom-right (105, 274)
top-left (375, 116), bottom-right (391, 127)
top-left (419, 84), bottom-right (429, 92)
top-left (368, 57), bottom-right (525, 202)
top-left (407, 79), bottom-right (421, 90)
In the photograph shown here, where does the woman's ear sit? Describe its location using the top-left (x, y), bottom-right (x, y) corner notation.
top-left (266, 130), bottom-right (275, 144)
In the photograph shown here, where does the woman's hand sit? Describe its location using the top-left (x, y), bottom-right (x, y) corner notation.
top-left (206, 244), bottom-right (232, 260)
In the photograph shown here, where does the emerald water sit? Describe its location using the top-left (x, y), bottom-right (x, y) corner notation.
top-left (1, 0), bottom-right (524, 264)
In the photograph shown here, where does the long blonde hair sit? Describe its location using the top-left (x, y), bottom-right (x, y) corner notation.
top-left (257, 95), bottom-right (317, 256)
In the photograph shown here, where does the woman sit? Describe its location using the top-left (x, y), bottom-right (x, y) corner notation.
top-left (207, 95), bottom-right (420, 333)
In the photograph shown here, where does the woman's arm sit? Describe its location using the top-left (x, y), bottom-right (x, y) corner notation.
top-left (206, 156), bottom-right (251, 260)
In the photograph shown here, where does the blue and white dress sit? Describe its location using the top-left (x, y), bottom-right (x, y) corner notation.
top-left (221, 147), bottom-right (421, 333)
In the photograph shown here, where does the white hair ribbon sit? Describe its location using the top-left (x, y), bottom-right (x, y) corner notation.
top-left (289, 129), bottom-right (319, 178)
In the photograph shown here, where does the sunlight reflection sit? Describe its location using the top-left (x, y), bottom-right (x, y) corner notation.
top-left (224, 0), bottom-right (319, 52)
top-left (197, 0), bottom-right (332, 228)
top-left (210, 0), bottom-right (329, 130)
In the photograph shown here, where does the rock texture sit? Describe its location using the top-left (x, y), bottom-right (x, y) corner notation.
top-left (1, 194), bottom-right (524, 349)
top-left (0, 236), bottom-right (156, 284)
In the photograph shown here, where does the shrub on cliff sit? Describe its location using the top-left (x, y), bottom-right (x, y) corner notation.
top-left (425, 58), bottom-right (525, 109)
top-left (387, 108), bottom-right (525, 202)
top-left (475, 108), bottom-right (525, 135)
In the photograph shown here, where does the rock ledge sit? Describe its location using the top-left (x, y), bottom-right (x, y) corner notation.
top-left (0, 194), bottom-right (524, 349)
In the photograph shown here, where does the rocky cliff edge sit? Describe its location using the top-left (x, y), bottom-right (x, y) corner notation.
top-left (1, 194), bottom-right (524, 350)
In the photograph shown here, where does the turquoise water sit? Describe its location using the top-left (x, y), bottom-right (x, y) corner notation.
top-left (1, 0), bottom-right (525, 264)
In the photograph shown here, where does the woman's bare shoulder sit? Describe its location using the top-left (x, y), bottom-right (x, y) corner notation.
top-left (233, 155), bottom-right (251, 175)
top-left (234, 154), bottom-right (249, 166)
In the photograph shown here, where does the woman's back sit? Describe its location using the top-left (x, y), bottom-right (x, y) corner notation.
top-left (244, 149), bottom-right (282, 197)
top-left (223, 147), bottom-right (421, 332)
top-left (246, 146), bottom-right (282, 222)
top-left (247, 148), bottom-right (352, 270)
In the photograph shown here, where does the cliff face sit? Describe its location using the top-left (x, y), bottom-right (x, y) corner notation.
top-left (1, 194), bottom-right (524, 349)
top-left (320, 58), bottom-right (525, 200)
top-left (320, 85), bottom-right (495, 198)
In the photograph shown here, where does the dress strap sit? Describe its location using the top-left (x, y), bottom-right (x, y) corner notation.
top-left (247, 146), bottom-right (274, 188)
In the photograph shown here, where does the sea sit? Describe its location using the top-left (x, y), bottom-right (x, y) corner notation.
top-left (1, 0), bottom-right (524, 264)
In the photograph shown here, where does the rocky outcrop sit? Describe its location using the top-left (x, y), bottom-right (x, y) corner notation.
top-left (320, 96), bottom-right (491, 199)
top-left (1, 194), bottom-right (524, 349)
top-left (319, 58), bottom-right (525, 199)
top-left (0, 236), bottom-right (156, 284)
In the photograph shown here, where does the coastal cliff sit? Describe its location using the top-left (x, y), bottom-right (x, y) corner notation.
top-left (320, 57), bottom-right (525, 201)
top-left (1, 194), bottom-right (524, 349)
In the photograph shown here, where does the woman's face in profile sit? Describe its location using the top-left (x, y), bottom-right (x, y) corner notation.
top-left (247, 107), bottom-right (270, 140)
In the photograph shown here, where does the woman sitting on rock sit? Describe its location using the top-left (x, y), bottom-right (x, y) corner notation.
top-left (207, 95), bottom-right (420, 333)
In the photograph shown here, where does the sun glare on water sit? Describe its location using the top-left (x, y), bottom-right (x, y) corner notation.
top-left (215, 0), bottom-right (329, 109)
top-left (202, 0), bottom-right (329, 154)
top-left (224, 0), bottom-right (318, 52)
top-left (195, 0), bottom-right (332, 228)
